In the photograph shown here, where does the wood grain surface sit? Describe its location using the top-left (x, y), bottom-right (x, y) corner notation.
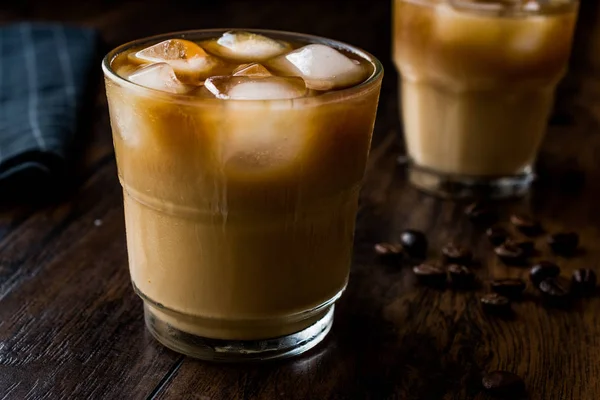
top-left (1, 1), bottom-right (599, 399)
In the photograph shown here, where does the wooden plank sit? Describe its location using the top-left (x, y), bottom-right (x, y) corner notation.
top-left (0, 163), bottom-right (182, 399)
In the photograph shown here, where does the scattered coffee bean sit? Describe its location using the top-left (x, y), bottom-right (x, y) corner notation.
top-left (448, 264), bottom-right (475, 288)
top-left (494, 242), bottom-right (526, 265)
top-left (442, 242), bottom-right (472, 264)
top-left (539, 276), bottom-right (571, 306)
top-left (510, 213), bottom-right (542, 236)
top-left (400, 230), bottom-right (428, 258)
top-left (529, 261), bottom-right (560, 286)
top-left (561, 168), bottom-right (586, 192)
top-left (374, 242), bottom-right (403, 258)
top-left (548, 232), bottom-right (579, 256)
top-left (506, 239), bottom-right (535, 257)
top-left (481, 293), bottom-right (511, 314)
top-left (412, 263), bottom-right (446, 286)
top-left (465, 202), bottom-right (496, 224)
top-left (486, 226), bottom-right (509, 246)
top-left (490, 278), bottom-right (526, 299)
top-left (572, 268), bottom-right (597, 295)
top-left (482, 371), bottom-right (526, 397)
top-left (549, 111), bottom-right (575, 126)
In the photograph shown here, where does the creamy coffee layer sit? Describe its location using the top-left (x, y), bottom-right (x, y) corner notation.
top-left (106, 31), bottom-right (381, 340)
top-left (394, 0), bottom-right (577, 177)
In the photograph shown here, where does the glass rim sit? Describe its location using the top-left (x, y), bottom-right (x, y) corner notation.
top-left (396, 0), bottom-right (579, 16)
top-left (102, 28), bottom-right (384, 106)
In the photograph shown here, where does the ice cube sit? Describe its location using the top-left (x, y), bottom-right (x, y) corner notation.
top-left (509, 17), bottom-right (556, 55)
top-left (435, 3), bottom-right (502, 46)
top-left (201, 31), bottom-right (291, 62)
top-left (267, 44), bottom-right (369, 90)
top-left (204, 76), bottom-right (307, 100)
top-left (233, 63), bottom-right (272, 77)
top-left (106, 88), bottom-right (146, 146)
top-left (448, 0), bottom-right (506, 13)
top-left (219, 105), bottom-right (314, 177)
top-left (127, 63), bottom-right (189, 94)
top-left (131, 39), bottom-right (221, 82)
top-left (522, 1), bottom-right (541, 11)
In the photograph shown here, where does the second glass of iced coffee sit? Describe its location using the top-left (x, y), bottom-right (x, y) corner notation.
top-left (394, 0), bottom-right (579, 198)
top-left (103, 29), bottom-right (382, 361)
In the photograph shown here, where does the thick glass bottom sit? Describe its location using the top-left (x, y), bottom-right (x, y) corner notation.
top-left (143, 302), bottom-right (334, 362)
top-left (408, 164), bottom-right (534, 199)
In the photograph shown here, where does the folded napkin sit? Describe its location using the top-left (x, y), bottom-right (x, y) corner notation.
top-left (0, 23), bottom-right (100, 199)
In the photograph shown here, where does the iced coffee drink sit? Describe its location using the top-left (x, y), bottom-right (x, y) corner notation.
top-left (102, 30), bottom-right (382, 361)
top-left (394, 0), bottom-right (578, 198)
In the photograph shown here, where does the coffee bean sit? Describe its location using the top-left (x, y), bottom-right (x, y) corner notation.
top-left (412, 263), bottom-right (446, 286)
top-left (482, 371), bottom-right (526, 397)
top-left (539, 276), bottom-right (571, 306)
top-left (400, 230), bottom-right (428, 258)
top-left (506, 239), bottom-right (535, 257)
top-left (481, 293), bottom-right (511, 315)
top-left (548, 232), bottom-right (579, 256)
top-left (516, 240), bottom-right (535, 254)
top-left (572, 268), bottom-right (597, 295)
top-left (448, 264), bottom-right (475, 288)
top-left (561, 168), bottom-right (586, 191)
top-left (465, 202), bottom-right (496, 224)
top-left (510, 213), bottom-right (542, 236)
top-left (509, 214), bottom-right (537, 228)
top-left (442, 242), bottom-right (472, 264)
top-left (490, 278), bottom-right (526, 299)
top-left (529, 261), bottom-right (560, 286)
top-left (494, 242), bottom-right (526, 265)
top-left (374, 242), bottom-right (403, 257)
top-left (486, 226), bottom-right (509, 246)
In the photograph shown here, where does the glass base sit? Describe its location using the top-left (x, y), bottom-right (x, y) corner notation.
top-left (408, 164), bottom-right (534, 199)
top-left (144, 302), bottom-right (334, 362)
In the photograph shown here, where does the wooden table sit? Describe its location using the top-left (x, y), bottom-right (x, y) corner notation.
top-left (2, 1), bottom-right (600, 399)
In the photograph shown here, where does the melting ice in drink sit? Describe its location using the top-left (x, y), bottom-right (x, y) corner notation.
top-left (119, 30), bottom-right (372, 97)
top-left (204, 76), bottom-right (307, 100)
top-left (268, 43), bottom-right (369, 90)
top-left (130, 38), bottom-right (222, 82)
top-left (232, 63), bottom-right (272, 77)
top-left (127, 62), bottom-right (188, 94)
top-left (201, 31), bottom-right (291, 62)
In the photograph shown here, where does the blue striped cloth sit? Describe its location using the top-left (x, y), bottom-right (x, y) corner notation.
top-left (0, 23), bottom-right (99, 198)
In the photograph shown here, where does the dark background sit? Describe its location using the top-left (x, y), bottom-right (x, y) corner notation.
top-left (2, 1), bottom-right (600, 399)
